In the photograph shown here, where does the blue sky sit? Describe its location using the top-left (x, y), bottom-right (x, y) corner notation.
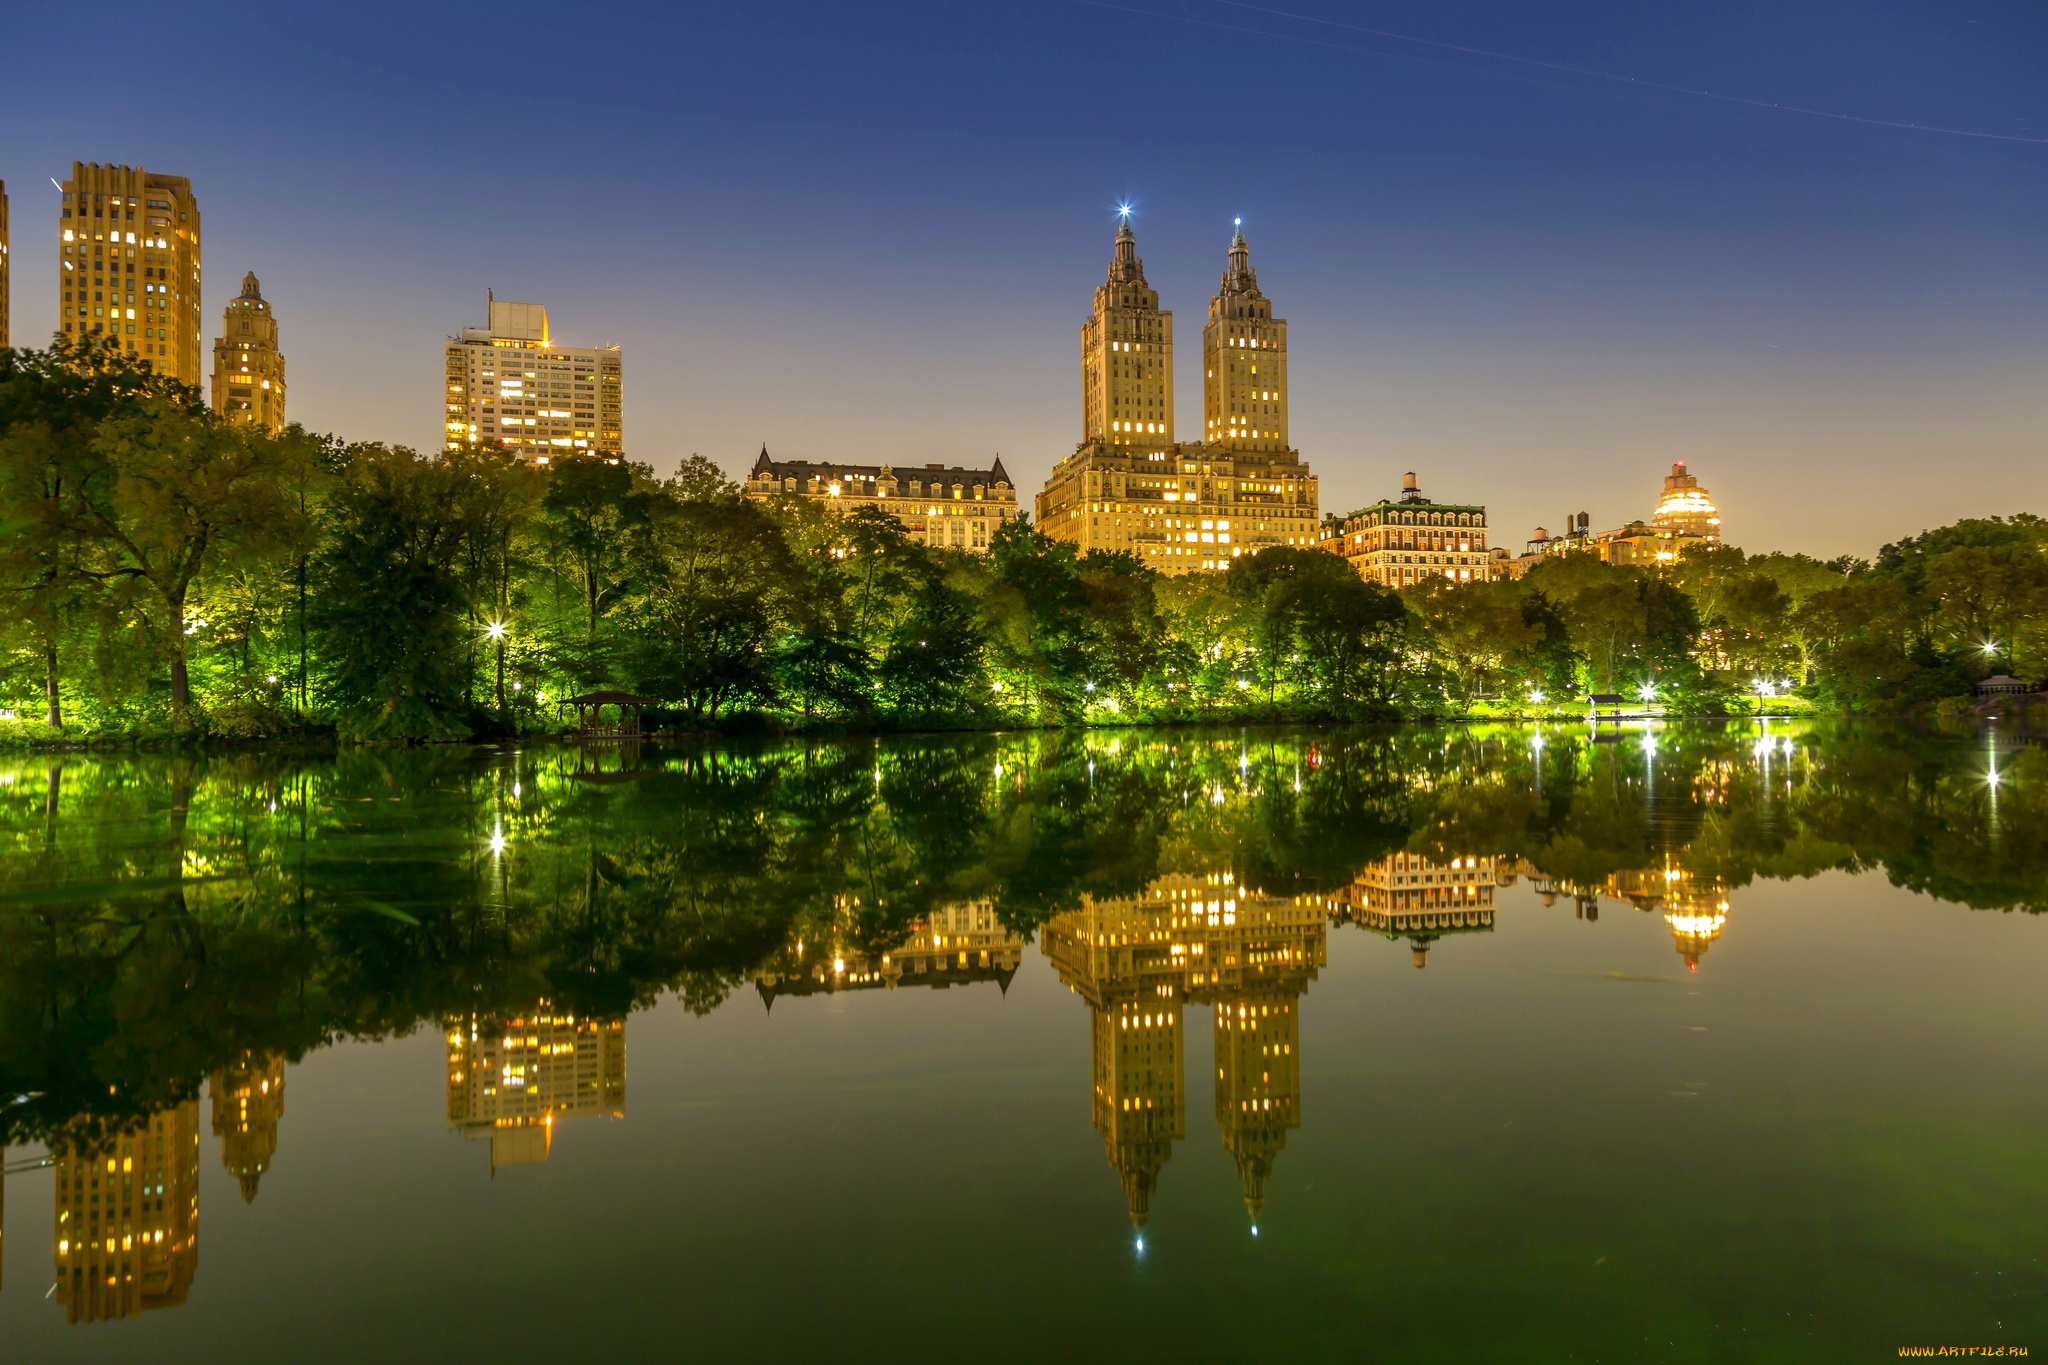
top-left (3, 0), bottom-right (2044, 557)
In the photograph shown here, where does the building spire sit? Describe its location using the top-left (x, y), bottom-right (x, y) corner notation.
top-left (1108, 213), bottom-right (1145, 285)
top-left (1222, 219), bottom-right (1254, 294)
top-left (240, 271), bottom-right (262, 299)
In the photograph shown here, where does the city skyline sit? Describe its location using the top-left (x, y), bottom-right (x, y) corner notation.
top-left (0, 2), bottom-right (2042, 564)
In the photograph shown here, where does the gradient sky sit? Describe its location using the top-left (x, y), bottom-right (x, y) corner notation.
top-left (4, 1), bottom-right (2044, 559)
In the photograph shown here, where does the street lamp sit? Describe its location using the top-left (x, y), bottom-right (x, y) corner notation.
top-left (486, 621), bottom-right (509, 711)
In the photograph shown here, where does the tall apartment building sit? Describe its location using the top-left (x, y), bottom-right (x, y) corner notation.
top-left (53, 1101), bottom-right (201, 1324)
top-left (210, 273), bottom-right (286, 433)
top-left (1319, 472), bottom-right (1496, 587)
top-left (1037, 871), bottom-right (1325, 1227)
top-left (209, 1052), bottom-right (286, 1203)
top-left (1083, 216), bottom-right (1175, 444)
top-left (1038, 222), bottom-right (1320, 575)
top-left (1, 181), bottom-right (10, 350)
top-left (445, 1004), bottom-right (624, 1171)
top-left (444, 297), bottom-right (622, 463)
top-left (1203, 222), bottom-right (1287, 454)
top-left (58, 163), bottom-right (201, 380)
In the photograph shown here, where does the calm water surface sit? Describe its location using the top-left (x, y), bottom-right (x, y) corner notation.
top-left (1, 721), bottom-right (2044, 1362)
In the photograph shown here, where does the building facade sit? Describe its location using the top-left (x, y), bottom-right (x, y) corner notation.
top-left (1319, 472), bottom-right (1495, 587)
top-left (59, 164), bottom-right (200, 380)
top-left (1038, 222), bottom-right (1320, 575)
top-left (53, 1101), bottom-right (201, 1324)
top-left (1203, 222), bottom-right (1288, 454)
top-left (743, 447), bottom-right (1017, 553)
top-left (209, 1053), bottom-right (286, 1203)
top-left (1083, 216), bottom-right (1175, 444)
top-left (1512, 461), bottom-right (1723, 575)
top-left (444, 297), bottom-right (623, 463)
top-left (1332, 853), bottom-right (1504, 968)
top-left (751, 898), bottom-right (1027, 1002)
top-left (209, 273), bottom-right (285, 432)
top-left (445, 1004), bottom-right (625, 1171)
top-left (1037, 871), bottom-right (1325, 1226)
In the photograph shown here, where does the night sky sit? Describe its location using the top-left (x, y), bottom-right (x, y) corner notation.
top-left (4, 1), bottom-right (2043, 558)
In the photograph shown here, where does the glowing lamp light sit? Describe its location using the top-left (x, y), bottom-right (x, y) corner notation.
top-left (489, 829), bottom-right (506, 855)
top-left (486, 621), bottom-right (506, 639)
top-left (1639, 684), bottom-right (1657, 701)
top-left (1529, 689), bottom-right (1545, 703)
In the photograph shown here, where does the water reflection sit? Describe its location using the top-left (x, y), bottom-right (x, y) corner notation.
top-left (1041, 873), bottom-right (1324, 1226)
top-left (445, 1007), bottom-right (625, 1173)
top-left (53, 1102), bottom-right (199, 1324)
top-left (2, 719), bottom-right (2042, 1324)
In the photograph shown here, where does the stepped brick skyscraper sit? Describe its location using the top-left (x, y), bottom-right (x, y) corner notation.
top-left (1038, 220), bottom-right (1320, 575)
top-left (58, 163), bottom-right (201, 380)
top-left (211, 273), bottom-right (286, 433)
top-left (444, 297), bottom-right (623, 463)
top-left (1083, 216), bottom-right (1175, 444)
top-left (1203, 222), bottom-right (1288, 453)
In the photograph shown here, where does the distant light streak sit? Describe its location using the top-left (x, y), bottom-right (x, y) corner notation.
top-left (1072, 0), bottom-right (2048, 145)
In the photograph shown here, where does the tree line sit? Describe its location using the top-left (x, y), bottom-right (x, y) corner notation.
top-left (2, 338), bottom-right (2038, 740)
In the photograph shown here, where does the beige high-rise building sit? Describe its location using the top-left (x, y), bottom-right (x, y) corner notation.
top-left (210, 273), bottom-right (286, 433)
top-left (1083, 215), bottom-right (1175, 445)
top-left (1203, 222), bottom-right (1288, 453)
top-left (58, 163), bottom-right (201, 380)
top-left (1038, 221), bottom-right (1320, 575)
top-left (444, 296), bottom-right (623, 464)
top-left (209, 1052), bottom-right (286, 1202)
top-left (1038, 870), bottom-right (1325, 1226)
top-left (53, 1101), bottom-right (201, 1324)
top-left (446, 1003), bottom-right (624, 1171)
top-left (1, 180), bottom-right (10, 350)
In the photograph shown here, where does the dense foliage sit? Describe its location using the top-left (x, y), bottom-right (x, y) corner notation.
top-left (2, 339), bottom-right (2038, 739)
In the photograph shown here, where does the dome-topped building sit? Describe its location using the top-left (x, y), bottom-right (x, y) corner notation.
top-left (1650, 460), bottom-right (1721, 548)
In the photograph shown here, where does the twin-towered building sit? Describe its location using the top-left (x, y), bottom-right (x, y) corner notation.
top-left (1039, 219), bottom-right (1321, 573)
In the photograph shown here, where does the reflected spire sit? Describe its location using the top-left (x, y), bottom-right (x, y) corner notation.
top-left (209, 1052), bottom-right (286, 1203)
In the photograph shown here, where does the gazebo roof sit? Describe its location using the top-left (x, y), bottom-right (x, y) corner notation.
top-left (559, 691), bottom-right (660, 706)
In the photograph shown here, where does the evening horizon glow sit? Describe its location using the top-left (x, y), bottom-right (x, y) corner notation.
top-left (2, 0), bottom-right (2043, 558)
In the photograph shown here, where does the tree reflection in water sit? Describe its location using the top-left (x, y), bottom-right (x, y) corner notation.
top-left (2, 720), bottom-right (2040, 1269)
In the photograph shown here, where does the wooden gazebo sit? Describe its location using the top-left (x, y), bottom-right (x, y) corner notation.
top-left (560, 691), bottom-right (658, 738)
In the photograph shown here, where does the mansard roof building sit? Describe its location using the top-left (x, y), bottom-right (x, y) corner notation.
top-left (743, 446), bottom-right (1016, 554)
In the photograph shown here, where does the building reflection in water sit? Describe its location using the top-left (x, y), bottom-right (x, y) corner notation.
top-left (445, 1004), bottom-right (625, 1172)
top-left (752, 898), bottom-right (1025, 1003)
top-left (1040, 873), bottom-right (1325, 1227)
top-left (1535, 862), bottom-right (1734, 971)
top-left (210, 1053), bottom-right (286, 1202)
top-left (52, 1101), bottom-right (201, 1324)
top-left (1332, 854), bottom-right (1505, 967)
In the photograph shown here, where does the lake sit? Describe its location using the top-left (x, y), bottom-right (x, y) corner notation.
top-left (1, 720), bottom-right (2043, 1362)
